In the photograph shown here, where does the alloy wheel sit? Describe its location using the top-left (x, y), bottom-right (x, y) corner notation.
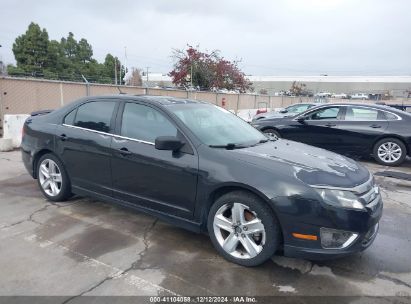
top-left (38, 159), bottom-right (63, 197)
top-left (264, 131), bottom-right (278, 140)
top-left (213, 203), bottom-right (266, 259)
top-left (377, 142), bottom-right (402, 163)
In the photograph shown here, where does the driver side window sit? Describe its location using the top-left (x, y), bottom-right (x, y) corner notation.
top-left (305, 107), bottom-right (341, 120)
top-left (121, 103), bottom-right (177, 143)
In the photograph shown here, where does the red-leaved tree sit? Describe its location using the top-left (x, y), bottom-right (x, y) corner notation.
top-left (169, 45), bottom-right (252, 93)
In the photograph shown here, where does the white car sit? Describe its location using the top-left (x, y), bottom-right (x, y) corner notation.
top-left (351, 93), bottom-right (369, 100)
top-left (331, 93), bottom-right (348, 99)
top-left (315, 92), bottom-right (332, 98)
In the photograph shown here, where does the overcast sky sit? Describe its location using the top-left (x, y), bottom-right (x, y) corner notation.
top-left (1, 0), bottom-right (410, 76)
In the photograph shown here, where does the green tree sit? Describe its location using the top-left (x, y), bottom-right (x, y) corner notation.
top-left (76, 38), bottom-right (93, 64)
top-left (104, 53), bottom-right (125, 84)
top-left (11, 22), bottom-right (50, 76)
top-left (8, 22), bottom-right (125, 84)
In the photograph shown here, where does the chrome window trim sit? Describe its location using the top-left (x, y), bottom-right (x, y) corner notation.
top-left (294, 104), bottom-right (402, 121)
top-left (62, 124), bottom-right (155, 146)
top-left (293, 105), bottom-right (344, 121)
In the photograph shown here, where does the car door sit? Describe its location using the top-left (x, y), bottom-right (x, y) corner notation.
top-left (110, 101), bottom-right (199, 218)
top-left (337, 106), bottom-right (389, 155)
top-left (55, 99), bottom-right (118, 196)
top-left (281, 105), bottom-right (345, 151)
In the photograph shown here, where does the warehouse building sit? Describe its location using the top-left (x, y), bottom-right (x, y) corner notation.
top-left (145, 74), bottom-right (411, 97)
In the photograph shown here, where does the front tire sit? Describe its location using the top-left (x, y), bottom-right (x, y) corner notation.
top-left (207, 191), bottom-right (281, 266)
top-left (373, 138), bottom-right (406, 166)
top-left (37, 153), bottom-right (72, 201)
top-left (262, 128), bottom-right (281, 140)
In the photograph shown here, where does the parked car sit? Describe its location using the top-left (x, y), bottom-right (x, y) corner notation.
top-left (351, 93), bottom-right (369, 100)
top-left (252, 103), bottom-right (320, 121)
top-left (331, 93), bottom-right (348, 99)
top-left (251, 103), bottom-right (411, 166)
top-left (315, 92), bottom-right (332, 98)
top-left (22, 95), bottom-right (381, 266)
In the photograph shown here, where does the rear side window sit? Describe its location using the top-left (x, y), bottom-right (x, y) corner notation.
top-left (73, 101), bottom-right (116, 133)
top-left (121, 103), bottom-right (177, 142)
top-left (384, 112), bottom-right (399, 120)
top-left (345, 107), bottom-right (381, 121)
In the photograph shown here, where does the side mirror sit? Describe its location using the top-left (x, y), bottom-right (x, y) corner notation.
top-left (279, 109), bottom-right (288, 113)
top-left (155, 136), bottom-right (184, 151)
top-left (296, 117), bottom-right (306, 123)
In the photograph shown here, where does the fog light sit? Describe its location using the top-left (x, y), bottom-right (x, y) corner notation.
top-left (320, 228), bottom-right (358, 249)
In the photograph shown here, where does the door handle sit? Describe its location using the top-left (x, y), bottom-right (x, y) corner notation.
top-left (370, 124), bottom-right (382, 128)
top-left (325, 123), bottom-right (336, 127)
top-left (118, 147), bottom-right (132, 156)
top-left (59, 134), bottom-right (67, 141)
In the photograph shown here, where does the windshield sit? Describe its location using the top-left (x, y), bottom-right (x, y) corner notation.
top-left (286, 104), bottom-right (311, 113)
top-left (167, 104), bottom-right (267, 146)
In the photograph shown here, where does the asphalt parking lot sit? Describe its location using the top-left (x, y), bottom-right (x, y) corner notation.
top-left (0, 150), bottom-right (411, 301)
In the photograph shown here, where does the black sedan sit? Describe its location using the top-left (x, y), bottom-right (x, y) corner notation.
top-left (252, 102), bottom-right (320, 121)
top-left (252, 103), bottom-right (411, 166)
top-left (22, 95), bottom-right (381, 266)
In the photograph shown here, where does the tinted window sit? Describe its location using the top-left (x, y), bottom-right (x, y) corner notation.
top-left (121, 103), bottom-right (177, 142)
top-left (345, 107), bottom-right (379, 121)
top-left (305, 107), bottom-right (340, 120)
top-left (64, 109), bottom-right (76, 125)
top-left (74, 101), bottom-right (116, 133)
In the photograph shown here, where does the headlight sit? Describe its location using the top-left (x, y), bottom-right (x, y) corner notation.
top-left (314, 188), bottom-right (365, 210)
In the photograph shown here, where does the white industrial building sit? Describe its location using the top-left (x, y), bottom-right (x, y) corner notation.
top-left (144, 74), bottom-right (411, 97)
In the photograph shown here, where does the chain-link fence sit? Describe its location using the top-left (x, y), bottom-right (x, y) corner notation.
top-left (1, 76), bottom-right (410, 137)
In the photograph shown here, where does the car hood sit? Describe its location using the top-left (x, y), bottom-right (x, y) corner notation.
top-left (229, 140), bottom-right (370, 188)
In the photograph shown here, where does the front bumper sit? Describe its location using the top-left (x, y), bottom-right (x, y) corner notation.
top-left (284, 222), bottom-right (379, 260)
top-left (277, 190), bottom-right (383, 260)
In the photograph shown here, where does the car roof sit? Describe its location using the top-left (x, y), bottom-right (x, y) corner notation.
top-left (89, 94), bottom-right (209, 106)
top-left (308, 102), bottom-right (411, 116)
top-left (287, 102), bottom-right (317, 106)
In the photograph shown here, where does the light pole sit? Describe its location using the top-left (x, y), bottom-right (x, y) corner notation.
top-left (0, 45), bottom-right (3, 75)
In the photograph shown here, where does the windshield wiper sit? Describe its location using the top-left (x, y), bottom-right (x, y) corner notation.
top-left (209, 143), bottom-right (248, 150)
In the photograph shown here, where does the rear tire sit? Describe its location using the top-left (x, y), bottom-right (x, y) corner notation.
top-left (37, 153), bottom-right (72, 201)
top-left (373, 138), bottom-right (406, 166)
top-left (207, 191), bottom-right (281, 267)
top-left (262, 128), bottom-right (281, 140)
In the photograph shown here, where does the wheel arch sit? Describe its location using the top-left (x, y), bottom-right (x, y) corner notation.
top-left (204, 184), bottom-right (284, 243)
top-left (372, 135), bottom-right (409, 155)
top-left (260, 126), bottom-right (281, 134)
top-left (32, 149), bottom-right (55, 179)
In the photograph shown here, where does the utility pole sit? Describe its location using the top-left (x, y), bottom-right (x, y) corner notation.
top-left (118, 58), bottom-right (122, 85)
top-left (190, 64), bottom-right (193, 88)
top-left (124, 46), bottom-right (127, 85)
top-left (114, 58), bottom-right (117, 85)
top-left (145, 67), bottom-right (150, 87)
